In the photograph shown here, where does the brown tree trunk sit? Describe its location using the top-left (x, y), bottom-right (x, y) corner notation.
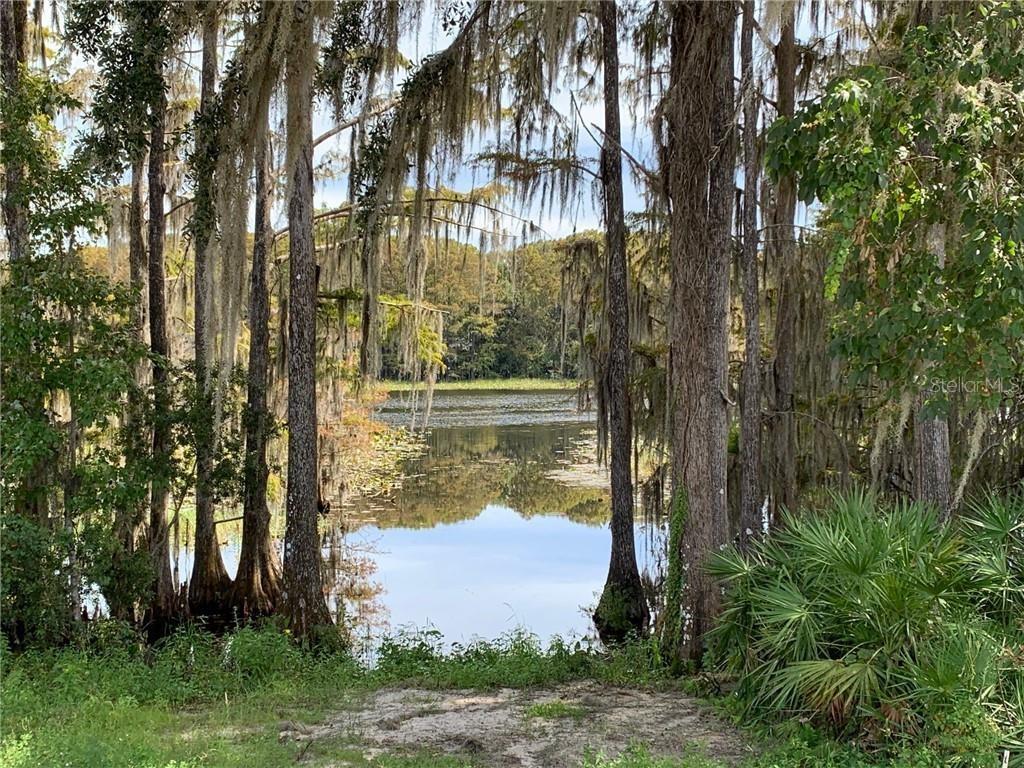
top-left (915, 404), bottom-right (952, 517)
top-left (128, 153), bottom-right (149, 360)
top-left (110, 154), bottom-right (149, 622)
top-left (146, 68), bottom-right (177, 639)
top-left (738, 0), bottom-right (763, 550)
top-left (233, 125), bottom-right (283, 619)
top-left (282, 1), bottom-right (332, 640)
top-left (664, 0), bottom-right (736, 667)
top-left (770, 6), bottom-right (798, 514)
top-left (1, 0), bottom-right (28, 262)
top-left (912, 5), bottom-right (953, 520)
top-left (189, 0), bottom-right (231, 619)
top-left (593, 0), bottom-right (648, 645)
top-left (914, 222), bottom-right (952, 518)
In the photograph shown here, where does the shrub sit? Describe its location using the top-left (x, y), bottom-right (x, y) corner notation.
top-left (708, 490), bottom-right (1024, 761)
top-left (223, 625), bottom-right (301, 684)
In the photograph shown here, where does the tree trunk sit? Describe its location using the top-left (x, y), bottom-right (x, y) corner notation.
top-left (146, 69), bottom-right (177, 639)
top-left (1, 0), bottom-right (28, 262)
top-left (770, 5), bottom-right (798, 514)
top-left (663, 0), bottom-right (735, 667)
top-left (282, 1), bottom-right (332, 640)
top-left (110, 154), bottom-right (149, 622)
top-left (912, 5), bottom-right (953, 520)
top-left (594, 0), bottom-right (648, 645)
top-left (233, 124), bottom-right (283, 619)
top-left (915, 404), bottom-right (952, 517)
top-left (738, 0), bottom-right (762, 550)
top-left (914, 222), bottom-right (952, 518)
top-left (189, 0), bottom-right (231, 619)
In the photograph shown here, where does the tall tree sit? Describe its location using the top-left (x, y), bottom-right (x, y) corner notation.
top-left (738, 0), bottom-right (762, 549)
top-left (282, 0), bottom-right (332, 639)
top-left (911, 0), bottom-right (952, 518)
top-left (2, 0), bottom-right (28, 262)
top-left (233, 123), bottom-right (282, 618)
top-left (110, 153), bottom-right (149, 621)
top-left (593, 0), bottom-right (648, 644)
top-left (2, 0), bottom-right (46, 526)
top-left (663, 0), bottom-right (736, 666)
top-left (146, 47), bottom-right (177, 637)
top-left (769, 3), bottom-right (798, 514)
top-left (189, 0), bottom-right (232, 618)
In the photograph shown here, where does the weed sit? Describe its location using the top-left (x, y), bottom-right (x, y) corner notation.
top-left (524, 700), bottom-right (587, 720)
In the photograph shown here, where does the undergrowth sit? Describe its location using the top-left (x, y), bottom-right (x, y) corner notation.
top-left (0, 624), bottom-right (666, 768)
top-left (710, 490), bottom-right (1024, 766)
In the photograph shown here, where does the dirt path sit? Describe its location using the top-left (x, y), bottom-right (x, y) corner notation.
top-left (282, 682), bottom-right (750, 767)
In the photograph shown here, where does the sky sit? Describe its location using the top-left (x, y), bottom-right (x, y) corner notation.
top-left (308, 5), bottom-right (654, 243)
top-left (46, 1), bottom-right (827, 252)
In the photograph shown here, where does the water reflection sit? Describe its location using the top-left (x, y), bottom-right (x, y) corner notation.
top-left (343, 421), bottom-right (609, 530)
top-left (341, 389), bottom-right (626, 645)
top-left (178, 389), bottom-right (664, 647)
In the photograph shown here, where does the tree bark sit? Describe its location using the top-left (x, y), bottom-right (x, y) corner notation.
top-left (282, 1), bottom-right (332, 640)
top-left (738, 0), bottom-right (762, 550)
top-left (915, 404), bottom-right (952, 517)
top-left (664, 0), bottom-right (736, 667)
top-left (146, 67), bottom-right (177, 639)
top-left (770, 6), bottom-right (798, 514)
top-left (110, 154), bottom-right (149, 622)
top-left (233, 124), bottom-right (283, 619)
top-left (912, 5), bottom-right (953, 520)
top-left (1, 0), bottom-right (28, 263)
top-left (189, 0), bottom-right (231, 619)
top-left (914, 222), bottom-right (952, 518)
top-left (593, 0), bottom-right (648, 645)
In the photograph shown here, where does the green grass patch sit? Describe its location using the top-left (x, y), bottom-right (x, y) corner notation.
top-left (524, 700), bottom-right (587, 720)
top-left (581, 744), bottom-right (720, 768)
top-left (2, 621), bottom-right (991, 768)
top-left (381, 377), bottom-right (577, 393)
top-left (0, 625), bottom-right (665, 768)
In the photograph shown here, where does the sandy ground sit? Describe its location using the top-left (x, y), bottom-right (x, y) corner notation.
top-left (280, 681), bottom-right (750, 767)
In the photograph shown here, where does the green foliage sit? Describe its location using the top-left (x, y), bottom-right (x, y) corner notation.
top-left (709, 490), bottom-right (1024, 761)
top-left (580, 744), bottom-right (719, 768)
top-left (169, 362), bottom-right (248, 507)
top-left (386, 301), bottom-right (564, 382)
top-left (659, 489), bottom-right (688, 671)
top-left (66, 0), bottom-right (184, 169)
top-left (1, 624), bottom-right (669, 768)
top-left (0, 64), bottom-right (150, 646)
top-left (382, 378), bottom-right (576, 392)
top-left (768, 2), bottom-right (1024, 414)
top-left (373, 627), bottom-right (667, 688)
top-left (525, 700), bottom-right (588, 720)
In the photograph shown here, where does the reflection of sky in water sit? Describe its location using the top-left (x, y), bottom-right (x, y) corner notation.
top-left (357, 504), bottom-right (614, 644)
top-left (162, 390), bottom-right (664, 647)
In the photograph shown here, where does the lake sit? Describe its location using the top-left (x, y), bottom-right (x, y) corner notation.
top-left (173, 388), bottom-right (662, 648)
top-left (343, 388), bottom-right (637, 647)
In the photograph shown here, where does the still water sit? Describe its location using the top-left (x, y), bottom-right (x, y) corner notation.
top-left (346, 388), bottom-right (624, 645)
top-left (175, 389), bottom-right (660, 646)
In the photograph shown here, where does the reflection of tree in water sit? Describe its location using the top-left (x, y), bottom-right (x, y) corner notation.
top-left (504, 462), bottom-right (608, 526)
top-left (345, 423), bottom-right (609, 529)
top-left (322, 524), bottom-right (388, 654)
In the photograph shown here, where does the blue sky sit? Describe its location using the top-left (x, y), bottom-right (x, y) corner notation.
top-left (309, 7), bottom-right (654, 243)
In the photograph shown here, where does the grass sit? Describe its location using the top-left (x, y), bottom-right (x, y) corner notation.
top-left (1, 623), bottom-right (989, 768)
top-left (524, 700), bottom-right (587, 721)
top-left (581, 744), bottom-right (721, 768)
top-left (381, 377), bottom-right (577, 393)
top-left (0, 625), bottom-right (665, 768)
